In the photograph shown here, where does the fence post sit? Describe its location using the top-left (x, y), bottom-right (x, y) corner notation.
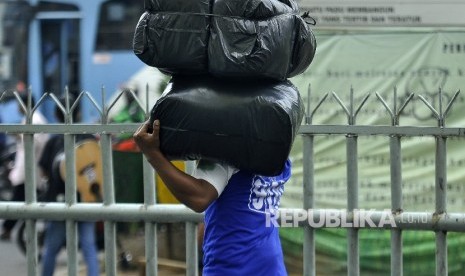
top-left (302, 86), bottom-right (328, 276)
top-left (377, 89), bottom-right (414, 276)
top-left (435, 136), bottom-right (447, 276)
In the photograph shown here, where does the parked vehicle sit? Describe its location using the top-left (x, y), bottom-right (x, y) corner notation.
top-left (0, 138), bottom-right (15, 201)
top-left (0, 0), bottom-right (161, 123)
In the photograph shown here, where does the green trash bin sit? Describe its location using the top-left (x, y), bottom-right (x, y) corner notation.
top-left (113, 149), bottom-right (145, 234)
top-left (113, 150), bottom-right (144, 204)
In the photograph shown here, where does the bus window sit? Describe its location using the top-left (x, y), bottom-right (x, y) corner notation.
top-left (2, 0), bottom-right (32, 47)
top-left (2, 0), bottom-right (32, 90)
top-left (95, 0), bottom-right (143, 51)
top-left (36, 2), bottom-right (80, 97)
top-left (37, 1), bottom-right (78, 12)
top-left (1, 1), bottom-right (79, 92)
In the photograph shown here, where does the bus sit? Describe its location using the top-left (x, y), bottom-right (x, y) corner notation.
top-left (0, 0), bottom-right (163, 123)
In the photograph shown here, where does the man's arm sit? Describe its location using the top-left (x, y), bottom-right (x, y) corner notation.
top-left (133, 120), bottom-right (218, 213)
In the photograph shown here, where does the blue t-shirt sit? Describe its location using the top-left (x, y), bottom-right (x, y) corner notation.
top-left (199, 160), bottom-right (291, 275)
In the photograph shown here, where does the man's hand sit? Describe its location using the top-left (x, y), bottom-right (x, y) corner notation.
top-left (133, 120), bottom-right (161, 157)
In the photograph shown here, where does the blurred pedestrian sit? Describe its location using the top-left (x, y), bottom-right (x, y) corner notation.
top-left (1, 93), bottom-right (48, 241)
top-left (39, 95), bottom-right (99, 276)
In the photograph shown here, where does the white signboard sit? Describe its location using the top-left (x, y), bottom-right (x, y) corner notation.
top-left (297, 0), bottom-right (465, 27)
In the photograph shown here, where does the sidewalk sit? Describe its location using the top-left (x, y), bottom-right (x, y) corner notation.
top-left (54, 230), bottom-right (187, 276)
top-left (54, 253), bottom-right (186, 276)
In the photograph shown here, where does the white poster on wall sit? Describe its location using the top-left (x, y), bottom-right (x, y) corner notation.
top-left (286, 30), bottom-right (465, 212)
top-left (297, 0), bottom-right (465, 27)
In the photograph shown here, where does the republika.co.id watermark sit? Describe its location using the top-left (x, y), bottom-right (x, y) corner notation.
top-left (265, 209), bottom-right (429, 228)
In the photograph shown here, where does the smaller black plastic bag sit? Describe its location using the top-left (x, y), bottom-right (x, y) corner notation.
top-left (133, 0), bottom-right (317, 80)
top-left (133, 0), bottom-right (210, 75)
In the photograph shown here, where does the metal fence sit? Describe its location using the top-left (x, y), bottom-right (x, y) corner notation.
top-left (0, 86), bottom-right (464, 276)
top-left (300, 87), bottom-right (464, 276)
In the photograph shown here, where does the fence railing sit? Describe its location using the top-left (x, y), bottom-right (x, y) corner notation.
top-left (300, 86), bottom-right (463, 276)
top-left (0, 86), bottom-right (464, 276)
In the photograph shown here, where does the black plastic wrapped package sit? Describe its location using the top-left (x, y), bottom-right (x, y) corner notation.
top-left (208, 0), bottom-right (315, 80)
top-left (288, 16), bottom-right (317, 77)
top-left (133, 0), bottom-right (210, 75)
top-left (133, 0), bottom-right (316, 80)
top-left (208, 10), bottom-right (295, 79)
top-left (149, 75), bottom-right (304, 176)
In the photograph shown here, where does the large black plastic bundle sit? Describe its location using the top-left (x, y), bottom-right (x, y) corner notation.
top-left (150, 75), bottom-right (304, 176)
top-left (133, 0), bottom-right (316, 80)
